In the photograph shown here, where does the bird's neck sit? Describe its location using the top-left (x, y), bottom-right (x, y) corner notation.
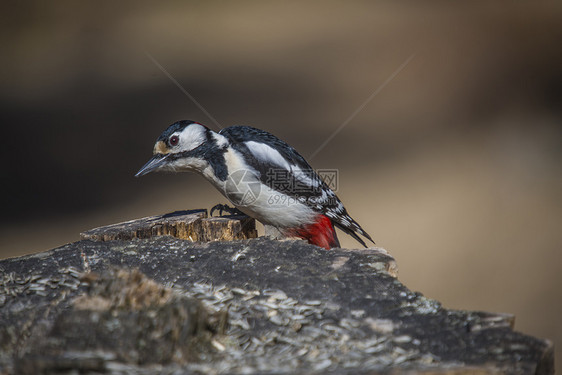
top-left (209, 130), bottom-right (229, 149)
top-left (192, 130), bottom-right (230, 183)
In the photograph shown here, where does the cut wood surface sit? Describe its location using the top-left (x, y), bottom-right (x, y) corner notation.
top-left (80, 209), bottom-right (258, 242)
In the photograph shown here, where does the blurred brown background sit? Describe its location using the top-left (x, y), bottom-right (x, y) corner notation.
top-left (1, 1), bottom-right (560, 366)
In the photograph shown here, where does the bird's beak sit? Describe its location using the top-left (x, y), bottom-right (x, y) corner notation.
top-left (135, 154), bottom-right (170, 177)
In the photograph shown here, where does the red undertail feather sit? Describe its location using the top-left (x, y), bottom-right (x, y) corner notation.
top-left (287, 215), bottom-right (340, 250)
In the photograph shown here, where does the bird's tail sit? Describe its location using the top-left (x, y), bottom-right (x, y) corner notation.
top-left (332, 214), bottom-right (375, 248)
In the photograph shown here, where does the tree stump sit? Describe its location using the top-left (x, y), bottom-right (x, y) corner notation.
top-left (80, 209), bottom-right (258, 242)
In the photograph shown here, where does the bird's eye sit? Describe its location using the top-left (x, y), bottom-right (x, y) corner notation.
top-left (169, 135), bottom-right (179, 146)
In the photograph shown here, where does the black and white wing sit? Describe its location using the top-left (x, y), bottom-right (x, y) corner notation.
top-left (220, 126), bottom-right (374, 247)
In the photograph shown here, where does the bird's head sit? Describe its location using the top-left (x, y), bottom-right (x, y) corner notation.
top-left (135, 120), bottom-right (212, 177)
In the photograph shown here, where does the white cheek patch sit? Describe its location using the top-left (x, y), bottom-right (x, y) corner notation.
top-left (178, 124), bottom-right (207, 152)
top-left (245, 141), bottom-right (291, 170)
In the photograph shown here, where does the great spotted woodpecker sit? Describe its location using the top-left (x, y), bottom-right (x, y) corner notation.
top-left (136, 120), bottom-right (374, 249)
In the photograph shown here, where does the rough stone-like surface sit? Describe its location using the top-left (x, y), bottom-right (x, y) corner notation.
top-left (0, 237), bottom-right (554, 374)
top-left (16, 269), bottom-right (221, 374)
top-left (80, 209), bottom-right (257, 242)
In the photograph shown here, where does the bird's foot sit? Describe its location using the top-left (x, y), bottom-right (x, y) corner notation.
top-left (210, 204), bottom-right (245, 217)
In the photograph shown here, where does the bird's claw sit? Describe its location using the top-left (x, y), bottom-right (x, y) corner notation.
top-left (210, 204), bottom-right (244, 217)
